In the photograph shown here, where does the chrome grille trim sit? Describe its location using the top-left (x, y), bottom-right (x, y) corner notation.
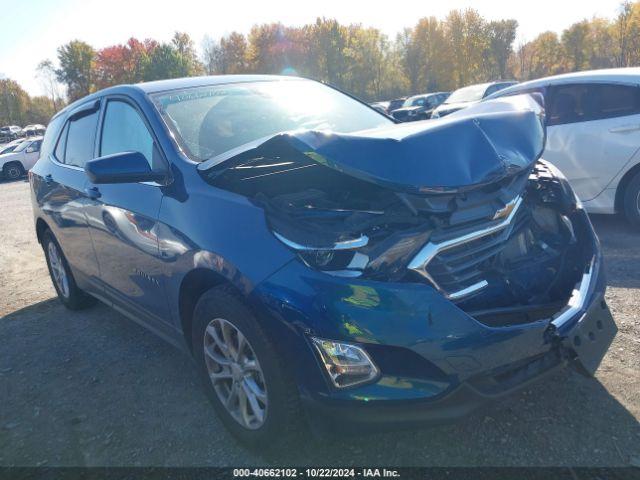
top-left (408, 196), bottom-right (523, 299)
top-left (551, 257), bottom-right (595, 329)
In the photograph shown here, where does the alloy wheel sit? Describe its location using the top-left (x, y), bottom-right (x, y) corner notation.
top-left (48, 241), bottom-right (70, 298)
top-left (203, 318), bottom-right (268, 429)
top-left (5, 166), bottom-right (21, 180)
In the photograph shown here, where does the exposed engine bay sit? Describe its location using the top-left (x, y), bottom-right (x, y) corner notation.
top-left (199, 95), bottom-right (595, 326)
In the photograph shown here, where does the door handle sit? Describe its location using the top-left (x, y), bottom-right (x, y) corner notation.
top-left (44, 174), bottom-right (53, 185)
top-left (85, 186), bottom-right (101, 199)
top-left (609, 124), bottom-right (640, 133)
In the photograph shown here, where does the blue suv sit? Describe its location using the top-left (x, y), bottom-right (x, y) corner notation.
top-left (30, 76), bottom-right (616, 445)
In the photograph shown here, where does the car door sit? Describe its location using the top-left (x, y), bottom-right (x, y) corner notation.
top-left (84, 96), bottom-right (172, 324)
top-left (23, 139), bottom-right (42, 170)
top-left (35, 102), bottom-right (102, 290)
top-left (544, 82), bottom-right (640, 201)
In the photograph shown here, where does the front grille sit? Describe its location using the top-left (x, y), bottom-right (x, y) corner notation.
top-left (408, 196), bottom-right (527, 299)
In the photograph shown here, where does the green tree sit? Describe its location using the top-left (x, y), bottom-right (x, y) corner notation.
top-left (27, 96), bottom-right (56, 124)
top-left (172, 32), bottom-right (205, 75)
top-left (143, 43), bottom-right (192, 81)
top-left (56, 40), bottom-right (95, 101)
top-left (0, 79), bottom-right (30, 125)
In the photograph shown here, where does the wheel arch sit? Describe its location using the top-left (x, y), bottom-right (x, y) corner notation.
top-left (615, 162), bottom-right (640, 213)
top-left (178, 268), bottom-right (235, 352)
top-left (2, 160), bottom-right (25, 173)
top-left (35, 217), bottom-right (50, 244)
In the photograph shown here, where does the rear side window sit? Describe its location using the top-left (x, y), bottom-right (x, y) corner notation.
top-left (39, 115), bottom-right (65, 160)
top-left (65, 111), bottom-right (99, 167)
top-left (596, 84), bottom-right (640, 119)
top-left (547, 83), bottom-right (640, 126)
top-left (54, 108), bottom-right (99, 167)
top-left (100, 100), bottom-right (155, 168)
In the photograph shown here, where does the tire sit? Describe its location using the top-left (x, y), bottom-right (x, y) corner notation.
top-left (42, 230), bottom-right (96, 310)
top-left (3, 162), bottom-right (24, 181)
top-left (192, 285), bottom-right (302, 447)
top-left (623, 171), bottom-right (640, 228)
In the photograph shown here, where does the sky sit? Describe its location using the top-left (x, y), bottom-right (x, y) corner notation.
top-left (0, 0), bottom-right (624, 96)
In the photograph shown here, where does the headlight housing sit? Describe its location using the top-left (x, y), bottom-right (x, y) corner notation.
top-left (311, 337), bottom-right (379, 388)
top-left (541, 160), bottom-right (583, 209)
top-left (272, 228), bottom-right (430, 279)
top-left (272, 231), bottom-right (369, 276)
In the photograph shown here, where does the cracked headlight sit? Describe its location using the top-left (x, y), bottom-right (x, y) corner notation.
top-left (312, 337), bottom-right (379, 388)
top-left (272, 231), bottom-right (368, 275)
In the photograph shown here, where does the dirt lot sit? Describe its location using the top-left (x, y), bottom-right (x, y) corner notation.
top-left (0, 178), bottom-right (638, 467)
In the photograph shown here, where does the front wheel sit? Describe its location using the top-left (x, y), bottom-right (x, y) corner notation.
top-left (192, 285), bottom-right (302, 447)
top-left (42, 230), bottom-right (96, 310)
top-left (623, 171), bottom-right (640, 228)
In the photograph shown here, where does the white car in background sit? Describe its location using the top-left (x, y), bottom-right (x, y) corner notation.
top-left (0, 136), bottom-right (42, 180)
top-left (431, 81), bottom-right (517, 118)
top-left (0, 138), bottom-right (27, 155)
top-left (489, 68), bottom-right (640, 226)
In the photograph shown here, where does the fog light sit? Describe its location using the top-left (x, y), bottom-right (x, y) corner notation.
top-left (311, 337), bottom-right (379, 388)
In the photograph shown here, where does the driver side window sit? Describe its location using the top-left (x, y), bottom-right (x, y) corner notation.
top-left (100, 100), bottom-right (159, 170)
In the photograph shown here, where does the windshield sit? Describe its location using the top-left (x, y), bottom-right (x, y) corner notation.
top-left (151, 80), bottom-right (392, 161)
top-left (445, 84), bottom-right (487, 104)
top-left (403, 97), bottom-right (421, 107)
top-left (0, 145), bottom-right (17, 154)
top-left (14, 141), bottom-right (30, 152)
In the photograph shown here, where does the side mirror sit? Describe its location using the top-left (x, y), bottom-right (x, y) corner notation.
top-left (26, 147), bottom-right (35, 153)
top-left (85, 151), bottom-right (165, 184)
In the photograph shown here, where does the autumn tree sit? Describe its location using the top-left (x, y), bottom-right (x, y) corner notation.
top-left (94, 37), bottom-right (155, 89)
top-left (486, 19), bottom-right (518, 79)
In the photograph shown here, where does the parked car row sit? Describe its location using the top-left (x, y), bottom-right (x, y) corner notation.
top-left (369, 68), bottom-right (640, 227)
top-left (0, 124), bottom-right (46, 142)
top-left (372, 81), bottom-right (517, 122)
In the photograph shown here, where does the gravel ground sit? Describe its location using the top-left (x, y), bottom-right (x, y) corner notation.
top-left (0, 178), bottom-right (638, 467)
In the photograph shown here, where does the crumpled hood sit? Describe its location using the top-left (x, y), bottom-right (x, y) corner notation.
top-left (199, 94), bottom-right (545, 194)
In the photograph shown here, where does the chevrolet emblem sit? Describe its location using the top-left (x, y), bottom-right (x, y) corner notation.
top-left (492, 198), bottom-right (518, 220)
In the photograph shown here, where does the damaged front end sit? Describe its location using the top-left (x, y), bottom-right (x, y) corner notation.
top-left (199, 96), bottom-right (596, 322)
top-left (193, 93), bottom-right (616, 429)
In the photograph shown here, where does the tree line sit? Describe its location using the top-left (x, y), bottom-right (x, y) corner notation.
top-left (3, 1), bottom-right (640, 127)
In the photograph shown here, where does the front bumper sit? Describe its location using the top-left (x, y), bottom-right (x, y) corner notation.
top-left (253, 216), bottom-right (616, 431)
top-left (303, 284), bottom-right (615, 432)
